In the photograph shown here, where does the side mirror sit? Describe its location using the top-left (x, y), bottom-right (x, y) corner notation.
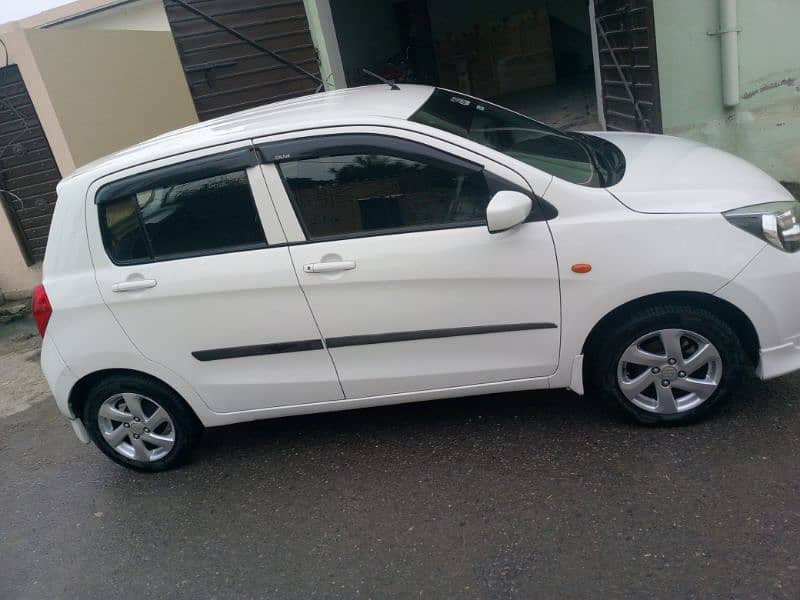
top-left (486, 191), bottom-right (532, 233)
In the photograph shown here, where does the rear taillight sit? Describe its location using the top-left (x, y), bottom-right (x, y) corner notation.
top-left (31, 284), bottom-right (52, 338)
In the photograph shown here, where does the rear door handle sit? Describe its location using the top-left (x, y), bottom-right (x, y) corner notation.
top-left (111, 279), bottom-right (157, 293)
top-left (303, 260), bottom-right (356, 274)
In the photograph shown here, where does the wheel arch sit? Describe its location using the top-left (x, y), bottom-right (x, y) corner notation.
top-left (581, 291), bottom-right (760, 368)
top-left (69, 368), bottom-right (203, 428)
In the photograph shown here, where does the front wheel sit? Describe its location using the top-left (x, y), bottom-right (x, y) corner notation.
top-left (588, 304), bottom-right (748, 425)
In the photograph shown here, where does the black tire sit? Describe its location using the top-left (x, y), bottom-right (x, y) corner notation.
top-left (587, 304), bottom-right (748, 425)
top-left (83, 374), bottom-right (203, 471)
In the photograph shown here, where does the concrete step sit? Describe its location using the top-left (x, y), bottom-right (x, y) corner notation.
top-left (0, 301), bottom-right (30, 325)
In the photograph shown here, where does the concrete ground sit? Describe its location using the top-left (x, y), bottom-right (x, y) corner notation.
top-left (0, 316), bottom-right (50, 418)
top-left (1, 316), bottom-right (799, 599)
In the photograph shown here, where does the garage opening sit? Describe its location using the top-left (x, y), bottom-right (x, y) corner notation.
top-left (330, 0), bottom-right (600, 131)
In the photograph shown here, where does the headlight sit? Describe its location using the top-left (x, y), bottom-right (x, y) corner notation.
top-left (724, 201), bottom-right (800, 253)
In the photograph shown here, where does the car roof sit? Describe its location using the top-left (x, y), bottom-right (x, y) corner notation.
top-left (62, 84), bottom-right (436, 186)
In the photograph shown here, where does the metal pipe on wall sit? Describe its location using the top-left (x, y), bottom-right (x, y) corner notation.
top-left (720, 0), bottom-right (740, 107)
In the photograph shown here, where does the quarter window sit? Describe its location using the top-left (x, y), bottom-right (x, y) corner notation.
top-left (278, 152), bottom-right (491, 240)
top-left (99, 169), bottom-right (266, 263)
top-left (100, 197), bottom-right (150, 263)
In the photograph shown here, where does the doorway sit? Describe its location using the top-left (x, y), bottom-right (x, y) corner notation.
top-left (330, 0), bottom-right (601, 130)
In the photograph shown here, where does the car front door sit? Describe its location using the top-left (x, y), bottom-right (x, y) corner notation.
top-left (87, 146), bottom-right (344, 414)
top-left (258, 132), bottom-right (561, 399)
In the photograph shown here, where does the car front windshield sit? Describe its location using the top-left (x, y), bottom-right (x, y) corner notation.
top-left (410, 88), bottom-right (600, 186)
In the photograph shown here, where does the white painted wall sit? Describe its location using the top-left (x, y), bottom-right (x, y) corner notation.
top-left (52, 0), bottom-right (169, 31)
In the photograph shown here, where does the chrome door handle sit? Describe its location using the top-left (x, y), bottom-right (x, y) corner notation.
top-left (111, 279), bottom-right (157, 292)
top-left (303, 260), bottom-right (356, 274)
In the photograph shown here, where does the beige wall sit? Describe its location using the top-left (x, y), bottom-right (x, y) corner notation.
top-left (25, 28), bottom-right (197, 168)
top-left (0, 211), bottom-right (42, 295)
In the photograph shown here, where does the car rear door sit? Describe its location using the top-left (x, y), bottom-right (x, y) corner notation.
top-left (257, 129), bottom-right (561, 399)
top-left (86, 144), bottom-right (343, 414)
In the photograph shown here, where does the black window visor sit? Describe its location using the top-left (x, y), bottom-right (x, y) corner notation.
top-left (95, 147), bottom-right (260, 205)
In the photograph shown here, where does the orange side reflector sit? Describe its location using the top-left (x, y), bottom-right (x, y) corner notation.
top-left (571, 263), bottom-right (592, 274)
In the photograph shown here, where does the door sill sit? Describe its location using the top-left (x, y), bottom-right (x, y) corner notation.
top-left (201, 376), bottom-right (552, 426)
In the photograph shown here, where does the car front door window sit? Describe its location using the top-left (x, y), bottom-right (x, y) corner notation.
top-left (277, 151), bottom-right (491, 240)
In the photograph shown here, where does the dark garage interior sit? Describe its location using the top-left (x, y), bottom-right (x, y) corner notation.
top-left (329, 0), bottom-right (600, 130)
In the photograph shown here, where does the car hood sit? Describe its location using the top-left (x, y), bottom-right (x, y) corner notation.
top-left (588, 131), bottom-right (793, 213)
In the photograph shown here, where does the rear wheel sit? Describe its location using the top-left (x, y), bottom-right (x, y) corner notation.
top-left (589, 304), bottom-right (747, 424)
top-left (83, 375), bottom-right (202, 471)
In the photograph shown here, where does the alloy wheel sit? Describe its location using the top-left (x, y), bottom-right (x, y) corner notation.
top-left (97, 393), bottom-right (176, 462)
top-left (617, 328), bottom-right (722, 415)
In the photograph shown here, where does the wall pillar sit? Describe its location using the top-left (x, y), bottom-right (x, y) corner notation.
top-left (303, 0), bottom-right (346, 89)
top-left (1, 28), bottom-right (76, 176)
top-left (0, 27), bottom-right (77, 292)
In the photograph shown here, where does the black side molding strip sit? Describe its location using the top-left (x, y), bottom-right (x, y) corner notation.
top-left (325, 323), bottom-right (557, 349)
top-left (192, 323), bottom-right (558, 361)
top-left (192, 339), bottom-right (324, 362)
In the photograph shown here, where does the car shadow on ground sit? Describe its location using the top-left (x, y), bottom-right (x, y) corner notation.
top-left (191, 371), bottom-right (792, 467)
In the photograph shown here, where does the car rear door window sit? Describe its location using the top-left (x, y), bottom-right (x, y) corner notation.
top-left (99, 167), bottom-right (266, 264)
top-left (135, 171), bottom-right (263, 257)
top-left (277, 151), bottom-right (491, 240)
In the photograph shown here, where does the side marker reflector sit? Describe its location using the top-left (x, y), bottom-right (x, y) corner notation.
top-left (571, 263), bottom-right (592, 274)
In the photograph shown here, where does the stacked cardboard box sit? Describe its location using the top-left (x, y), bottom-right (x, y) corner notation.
top-left (435, 8), bottom-right (556, 99)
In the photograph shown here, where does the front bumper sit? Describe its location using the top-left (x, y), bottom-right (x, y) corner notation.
top-left (757, 336), bottom-right (800, 380)
top-left (716, 244), bottom-right (800, 380)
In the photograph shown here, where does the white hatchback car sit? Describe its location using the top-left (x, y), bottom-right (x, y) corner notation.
top-left (38, 85), bottom-right (800, 470)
